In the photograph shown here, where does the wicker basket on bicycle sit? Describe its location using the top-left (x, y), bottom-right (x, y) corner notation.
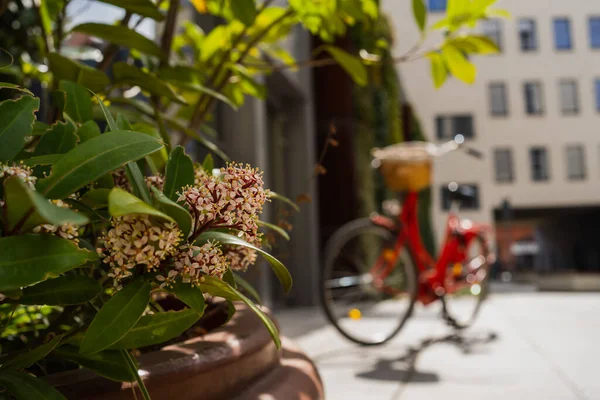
top-left (372, 142), bottom-right (435, 192)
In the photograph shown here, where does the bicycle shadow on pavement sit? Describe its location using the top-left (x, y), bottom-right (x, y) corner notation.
top-left (355, 331), bottom-right (499, 384)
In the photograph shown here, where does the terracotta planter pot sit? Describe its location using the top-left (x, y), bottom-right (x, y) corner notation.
top-left (46, 305), bottom-right (323, 400)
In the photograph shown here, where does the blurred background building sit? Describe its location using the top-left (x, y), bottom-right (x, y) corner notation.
top-left (384, 0), bottom-right (600, 288)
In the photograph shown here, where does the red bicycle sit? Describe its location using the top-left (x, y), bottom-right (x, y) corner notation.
top-left (320, 136), bottom-right (493, 345)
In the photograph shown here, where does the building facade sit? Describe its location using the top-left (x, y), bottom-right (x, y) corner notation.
top-left (383, 0), bottom-right (600, 274)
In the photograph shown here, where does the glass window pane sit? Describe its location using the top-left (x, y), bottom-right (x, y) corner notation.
top-left (494, 149), bottom-right (513, 182)
top-left (519, 19), bottom-right (537, 51)
top-left (482, 20), bottom-right (503, 51)
top-left (524, 82), bottom-right (543, 115)
top-left (428, 0), bottom-right (447, 12)
top-left (453, 115), bottom-right (474, 138)
top-left (490, 83), bottom-right (507, 115)
top-left (559, 81), bottom-right (578, 114)
top-left (530, 147), bottom-right (549, 181)
top-left (566, 145), bottom-right (585, 180)
top-left (589, 17), bottom-right (600, 48)
top-left (595, 79), bottom-right (600, 111)
top-left (554, 19), bottom-right (572, 49)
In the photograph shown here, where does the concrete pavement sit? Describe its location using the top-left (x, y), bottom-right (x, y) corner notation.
top-left (274, 286), bottom-right (600, 400)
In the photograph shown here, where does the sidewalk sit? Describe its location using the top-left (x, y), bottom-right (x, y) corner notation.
top-left (274, 289), bottom-right (600, 400)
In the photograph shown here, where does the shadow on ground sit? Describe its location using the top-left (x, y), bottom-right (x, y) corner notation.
top-left (355, 331), bottom-right (499, 384)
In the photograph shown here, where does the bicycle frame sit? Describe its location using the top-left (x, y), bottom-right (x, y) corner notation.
top-left (369, 191), bottom-right (490, 305)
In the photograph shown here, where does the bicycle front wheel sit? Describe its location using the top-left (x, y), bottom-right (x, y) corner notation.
top-left (320, 218), bottom-right (418, 346)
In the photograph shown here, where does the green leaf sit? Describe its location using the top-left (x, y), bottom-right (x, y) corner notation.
top-left (1, 335), bottom-right (62, 370)
top-left (80, 188), bottom-right (111, 209)
top-left (164, 117), bottom-right (230, 162)
top-left (97, 0), bottom-right (165, 20)
top-left (269, 191), bottom-right (300, 212)
top-left (53, 346), bottom-right (135, 382)
top-left (93, 93), bottom-right (118, 131)
top-left (52, 90), bottom-right (67, 116)
top-left (22, 154), bottom-right (63, 167)
top-left (59, 81), bottom-right (93, 123)
top-left (168, 282), bottom-right (206, 314)
top-left (72, 24), bottom-right (165, 59)
top-left (412, 0), bottom-right (427, 32)
top-left (110, 309), bottom-right (200, 349)
top-left (258, 220), bottom-right (290, 240)
top-left (151, 187), bottom-right (192, 238)
top-left (231, 0), bottom-right (257, 26)
top-left (222, 268), bottom-right (237, 288)
top-left (441, 44), bottom-right (476, 84)
top-left (47, 53), bottom-right (110, 93)
top-left (31, 121), bottom-right (50, 136)
top-left (0, 82), bottom-right (33, 96)
top-left (202, 154), bottom-right (214, 174)
top-left (199, 276), bottom-right (280, 348)
top-left (19, 275), bottom-right (101, 305)
top-left (34, 122), bottom-right (77, 156)
top-left (231, 65), bottom-right (266, 99)
top-left (232, 272), bottom-right (261, 304)
top-left (486, 8), bottom-right (510, 18)
top-left (0, 235), bottom-right (96, 292)
top-left (164, 146), bottom-right (195, 201)
top-left (36, 131), bottom-right (163, 199)
top-left (427, 52), bottom-right (448, 89)
top-left (113, 62), bottom-right (186, 104)
top-left (116, 113), bottom-right (133, 130)
top-left (158, 67), bottom-right (238, 109)
top-left (197, 231), bottom-right (292, 293)
top-left (4, 177), bottom-right (89, 233)
top-left (124, 160), bottom-right (152, 204)
top-left (316, 45), bottom-right (367, 86)
top-left (132, 123), bottom-right (168, 171)
top-left (451, 35), bottom-right (500, 54)
top-left (0, 370), bottom-right (66, 400)
top-left (81, 278), bottom-right (151, 355)
top-left (0, 96), bottom-right (39, 162)
top-left (108, 188), bottom-right (174, 222)
top-left (76, 120), bottom-right (101, 143)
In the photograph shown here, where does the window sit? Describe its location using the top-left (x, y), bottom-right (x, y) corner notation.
top-left (523, 82), bottom-right (544, 115)
top-left (595, 79), bottom-right (600, 112)
top-left (435, 115), bottom-right (474, 139)
top-left (566, 145), bottom-right (586, 180)
top-left (494, 148), bottom-right (514, 182)
top-left (589, 17), bottom-right (600, 48)
top-left (441, 184), bottom-right (480, 211)
top-left (559, 80), bottom-right (578, 114)
top-left (519, 19), bottom-right (538, 51)
top-left (553, 18), bottom-right (572, 50)
top-left (530, 147), bottom-right (549, 181)
top-left (482, 19), bottom-right (503, 51)
top-left (428, 0), bottom-right (446, 12)
top-left (489, 83), bottom-right (508, 116)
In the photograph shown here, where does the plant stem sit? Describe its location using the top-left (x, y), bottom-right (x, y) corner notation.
top-left (32, 0), bottom-right (51, 57)
top-left (122, 350), bottom-right (152, 400)
top-left (98, 12), bottom-right (133, 71)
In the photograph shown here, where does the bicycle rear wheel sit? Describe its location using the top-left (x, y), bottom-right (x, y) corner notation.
top-left (441, 235), bottom-right (490, 329)
top-left (321, 218), bottom-right (418, 346)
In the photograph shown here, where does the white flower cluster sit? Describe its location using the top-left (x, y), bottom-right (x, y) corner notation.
top-left (156, 241), bottom-right (228, 287)
top-left (32, 200), bottom-right (80, 243)
top-left (0, 162), bottom-right (37, 189)
top-left (98, 215), bottom-right (182, 281)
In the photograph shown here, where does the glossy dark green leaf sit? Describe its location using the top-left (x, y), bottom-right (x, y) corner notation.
top-left (317, 45), bottom-right (367, 86)
top-left (81, 278), bottom-right (151, 354)
top-left (197, 231), bottom-right (292, 293)
top-left (36, 131), bottom-right (163, 199)
top-left (52, 90), bottom-right (67, 115)
top-left (231, 0), bottom-right (257, 26)
top-left (258, 220), bottom-right (290, 240)
top-left (202, 154), bottom-right (214, 174)
top-left (53, 346), bottom-right (135, 382)
top-left (412, 0), bottom-right (427, 32)
top-left (108, 188), bottom-right (174, 222)
top-left (97, 0), bottom-right (165, 20)
top-left (22, 154), bottom-right (63, 167)
top-left (113, 62), bottom-right (186, 104)
top-left (47, 53), bottom-right (110, 93)
top-left (125, 159), bottom-right (153, 204)
top-left (199, 276), bottom-right (280, 348)
top-left (164, 146), bottom-right (194, 201)
top-left (34, 122), bottom-right (77, 156)
top-left (0, 82), bottom-right (33, 96)
top-left (0, 234), bottom-right (96, 292)
top-left (19, 275), bottom-right (101, 305)
top-left (4, 177), bottom-right (89, 233)
top-left (31, 121), bottom-right (50, 136)
top-left (269, 191), bottom-right (300, 212)
top-left (72, 23), bottom-right (165, 59)
top-left (151, 186), bottom-right (192, 238)
top-left (0, 370), bottom-right (66, 400)
top-left (132, 123), bottom-right (168, 171)
top-left (110, 309), bottom-right (200, 349)
top-left (59, 81), bottom-right (93, 123)
top-left (0, 96), bottom-right (39, 162)
top-left (93, 93), bottom-right (118, 131)
top-left (80, 188), bottom-right (110, 209)
top-left (233, 272), bottom-right (261, 304)
top-left (116, 113), bottom-right (133, 130)
top-left (168, 282), bottom-right (206, 314)
top-left (1, 335), bottom-right (62, 370)
top-left (222, 268), bottom-right (237, 288)
top-left (76, 120), bottom-right (101, 143)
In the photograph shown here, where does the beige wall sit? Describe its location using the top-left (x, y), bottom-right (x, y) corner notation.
top-left (383, 0), bottom-right (600, 247)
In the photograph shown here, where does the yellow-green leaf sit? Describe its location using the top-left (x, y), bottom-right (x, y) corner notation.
top-left (427, 52), bottom-right (448, 89)
top-left (412, 0), bottom-right (427, 32)
top-left (441, 44), bottom-right (476, 84)
top-left (317, 45), bottom-right (368, 86)
top-left (108, 188), bottom-right (174, 222)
